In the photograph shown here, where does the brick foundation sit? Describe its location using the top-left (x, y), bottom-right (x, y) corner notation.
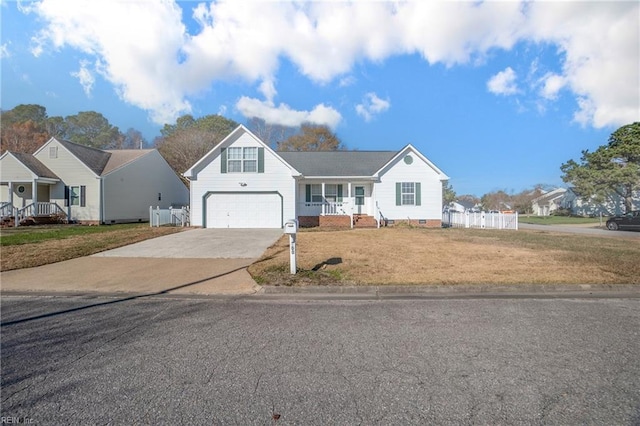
top-left (319, 215), bottom-right (352, 227)
top-left (298, 216), bottom-right (320, 227)
top-left (298, 215), bottom-right (352, 228)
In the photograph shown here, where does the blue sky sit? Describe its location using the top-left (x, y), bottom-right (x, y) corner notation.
top-left (1, 1), bottom-right (638, 196)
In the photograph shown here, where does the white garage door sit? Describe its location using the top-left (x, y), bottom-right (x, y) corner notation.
top-left (206, 192), bottom-right (282, 228)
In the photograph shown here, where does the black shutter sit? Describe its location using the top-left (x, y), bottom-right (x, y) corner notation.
top-left (64, 186), bottom-right (69, 207)
top-left (80, 186), bottom-right (86, 207)
top-left (258, 147), bottom-right (265, 173)
top-left (221, 148), bottom-right (227, 173)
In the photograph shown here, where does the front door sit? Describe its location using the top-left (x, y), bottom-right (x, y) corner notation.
top-left (355, 186), bottom-right (365, 214)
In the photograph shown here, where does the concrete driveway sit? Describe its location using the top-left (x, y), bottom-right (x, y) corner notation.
top-left (92, 228), bottom-right (284, 259)
top-left (1, 228), bottom-right (283, 296)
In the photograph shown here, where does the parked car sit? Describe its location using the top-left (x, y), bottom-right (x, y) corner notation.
top-left (606, 211), bottom-right (640, 231)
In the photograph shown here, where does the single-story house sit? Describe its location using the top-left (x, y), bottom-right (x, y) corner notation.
top-left (558, 188), bottom-right (640, 217)
top-left (531, 188), bottom-right (568, 216)
top-left (0, 137), bottom-right (189, 224)
top-left (183, 125), bottom-right (449, 229)
top-left (447, 200), bottom-right (480, 213)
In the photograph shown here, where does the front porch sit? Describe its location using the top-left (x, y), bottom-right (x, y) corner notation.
top-left (1, 201), bottom-right (67, 227)
top-left (296, 180), bottom-right (384, 228)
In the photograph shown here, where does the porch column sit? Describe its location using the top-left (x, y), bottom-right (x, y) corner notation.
top-left (8, 182), bottom-right (13, 205)
top-left (321, 182), bottom-right (326, 216)
top-left (32, 180), bottom-right (38, 205)
top-left (348, 182), bottom-right (353, 229)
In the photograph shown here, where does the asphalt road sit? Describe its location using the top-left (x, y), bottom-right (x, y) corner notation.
top-left (2, 294), bottom-right (639, 425)
top-left (519, 222), bottom-right (640, 238)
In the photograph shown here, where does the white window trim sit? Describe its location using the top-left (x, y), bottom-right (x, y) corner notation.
top-left (401, 182), bottom-right (415, 205)
top-left (70, 186), bottom-right (80, 206)
top-left (227, 147), bottom-right (258, 173)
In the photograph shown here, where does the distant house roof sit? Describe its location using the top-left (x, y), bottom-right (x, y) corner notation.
top-left (533, 187), bottom-right (567, 203)
top-left (102, 149), bottom-right (153, 175)
top-left (277, 151), bottom-right (397, 177)
top-left (455, 200), bottom-right (477, 210)
top-left (11, 152), bottom-right (59, 179)
top-left (57, 140), bottom-right (112, 176)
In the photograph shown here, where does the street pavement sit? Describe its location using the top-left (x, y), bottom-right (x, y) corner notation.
top-left (2, 294), bottom-right (639, 425)
top-left (519, 222), bottom-right (640, 238)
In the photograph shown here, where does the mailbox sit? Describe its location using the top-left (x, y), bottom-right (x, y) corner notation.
top-left (284, 219), bottom-right (298, 234)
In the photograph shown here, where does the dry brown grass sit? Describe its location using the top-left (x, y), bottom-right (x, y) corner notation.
top-left (248, 227), bottom-right (640, 286)
top-left (1, 225), bottom-right (183, 271)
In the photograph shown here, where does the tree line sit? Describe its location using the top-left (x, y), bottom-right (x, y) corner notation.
top-left (3, 105), bottom-right (637, 212)
top-left (0, 105), bottom-right (343, 178)
top-left (445, 122), bottom-right (640, 214)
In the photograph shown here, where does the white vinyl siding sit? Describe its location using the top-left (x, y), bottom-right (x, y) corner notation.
top-left (375, 149), bottom-right (443, 221)
top-left (189, 131), bottom-right (295, 227)
top-left (102, 150), bottom-right (188, 223)
top-left (34, 140), bottom-right (101, 222)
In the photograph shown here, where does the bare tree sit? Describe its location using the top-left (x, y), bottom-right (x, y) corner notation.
top-left (277, 123), bottom-right (345, 151)
top-left (246, 117), bottom-right (297, 148)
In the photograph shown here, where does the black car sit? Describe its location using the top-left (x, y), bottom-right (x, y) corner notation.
top-left (606, 210), bottom-right (640, 230)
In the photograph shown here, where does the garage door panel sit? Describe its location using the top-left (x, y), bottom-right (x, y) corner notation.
top-left (206, 193), bottom-right (282, 228)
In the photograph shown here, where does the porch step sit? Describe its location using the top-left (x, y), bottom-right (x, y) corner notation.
top-left (353, 214), bottom-right (378, 228)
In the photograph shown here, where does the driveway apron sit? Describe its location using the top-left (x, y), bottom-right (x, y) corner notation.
top-left (1, 229), bottom-right (283, 296)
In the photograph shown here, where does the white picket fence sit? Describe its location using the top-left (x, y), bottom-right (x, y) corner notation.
top-left (442, 211), bottom-right (518, 230)
top-left (150, 206), bottom-right (190, 227)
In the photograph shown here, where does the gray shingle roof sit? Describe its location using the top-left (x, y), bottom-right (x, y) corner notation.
top-left (58, 140), bottom-right (112, 175)
top-left (11, 152), bottom-right (59, 179)
top-left (277, 151), bottom-right (397, 176)
top-left (102, 149), bottom-right (153, 175)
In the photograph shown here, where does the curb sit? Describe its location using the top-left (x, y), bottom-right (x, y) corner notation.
top-left (261, 283), bottom-right (640, 295)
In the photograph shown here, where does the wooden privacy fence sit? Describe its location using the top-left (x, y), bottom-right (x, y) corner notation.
top-left (442, 211), bottom-right (518, 230)
top-left (150, 206), bottom-right (190, 227)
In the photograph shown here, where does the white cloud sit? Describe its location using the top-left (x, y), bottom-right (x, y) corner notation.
top-left (0, 43), bottom-right (10, 59)
top-left (339, 76), bottom-right (356, 88)
top-left (236, 96), bottom-right (342, 129)
top-left (258, 79), bottom-right (277, 103)
top-left (539, 73), bottom-right (566, 101)
top-left (523, 2), bottom-right (639, 127)
top-left (355, 92), bottom-right (391, 122)
top-left (487, 67), bottom-right (519, 96)
top-left (71, 60), bottom-right (95, 97)
top-left (25, 0), bottom-right (638, 128)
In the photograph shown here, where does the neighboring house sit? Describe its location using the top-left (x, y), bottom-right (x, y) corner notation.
top-left (0, 138), bottom-right (189, 224)
top-left (531, 188), bottom-right (568, 216)
top-left (447, 200), bottom-right (479, 213)
top-left (558, 188), bottom-right (640, 217)
top-left (184, 125), bottom-right (449, 229)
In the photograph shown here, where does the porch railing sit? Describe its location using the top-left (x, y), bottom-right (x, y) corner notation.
top-left (299, 201), bottom-right (351, 216)
top-left (19, 202), bottom-right (67, 218)
top-left (0, 202), bottom-right (15, 218)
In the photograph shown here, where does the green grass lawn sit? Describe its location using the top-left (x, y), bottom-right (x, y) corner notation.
top-left (519, 215), bottom-right (605, 225)
top-left (1, 223), bottom-right (156, 246)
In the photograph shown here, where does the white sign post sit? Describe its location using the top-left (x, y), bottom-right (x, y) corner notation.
top-left (284, 220), bottom-right (298, 274)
